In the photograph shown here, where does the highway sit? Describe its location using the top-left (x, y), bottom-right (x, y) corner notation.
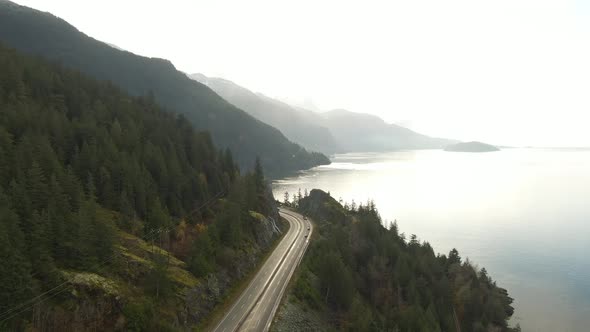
top-left (212, 208), bottom-right (312, 332)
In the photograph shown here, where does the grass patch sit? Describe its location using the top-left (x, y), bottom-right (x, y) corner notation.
top-left (62, 271), bottom-right (120, 296)
top-left (169, 266), bottom-right (199, 288)
top-left (249, 211), bottom-right (266, 222)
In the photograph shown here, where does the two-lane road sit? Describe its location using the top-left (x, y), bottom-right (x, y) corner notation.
top-left (212, 208), bottom-right (312, 332)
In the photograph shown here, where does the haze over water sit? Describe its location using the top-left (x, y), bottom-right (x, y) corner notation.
top-left (272, 148), bottom-right (590, 332)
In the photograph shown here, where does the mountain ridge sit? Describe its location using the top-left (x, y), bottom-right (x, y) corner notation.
top-left (0, 0), bottom-right (329, 177)
top-left (189, 73), bottom-right (341, 154)
top-left (191, 73), bottom-right (458, 154)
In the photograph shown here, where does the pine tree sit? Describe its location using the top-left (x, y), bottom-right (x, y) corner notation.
top-left (8, 179), bottom-right (32, 222)
top-left (118, 190), bottom-right (135, 230)
top-left (0, 127), bottom-right (13, 188)
top-left (224, 148), bottom-right (236, 181)
top-left (28, 211), bottom-right (59, 286)
top-left (254, 156), bottom-right (264, 192)
top-left (26, 161), bottom-right (48, 212)
top-left (0, 220), bottom-right (33, 317)
top-left (0, 187), bottom-right (33, 316)
top-left (146, 197), bottom-right (170, 235)
top-left (76, 197), bottom-right (98, 269)
top-left (47, 175), bottom-right (70, 260)
top-left (448, 248), bottom-right (461, 265)
top-left (145, 253), bottom-right (172, 300)
top-left (188, 229), bottom-right (215, 277)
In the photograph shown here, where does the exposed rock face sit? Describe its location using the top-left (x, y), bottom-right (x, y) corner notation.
top-left (184, 192), bottom-right (284, 327)
top-left (272, 295), bottom-right (329, 332)
top-left (31, 272), bottom-right (124, 331)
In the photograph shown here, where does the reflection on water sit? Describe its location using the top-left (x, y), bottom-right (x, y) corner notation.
top-left (272, 148), bottom-right (590, 332)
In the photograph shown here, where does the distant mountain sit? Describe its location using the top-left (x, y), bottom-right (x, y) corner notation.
top-left (277, 96), bottom-right (323, 112)
top-left (0, 0), bottom-right (329, 177)
top-left (321, 109), bottom-right (458, 152)
top-left (189, 73), bottom-right (340, 154)
top-left (191, 74), bottom-right (457, 154)
top-left (444, 141), bottom-right (500, 152)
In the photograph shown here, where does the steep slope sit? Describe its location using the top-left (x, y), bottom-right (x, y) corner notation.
top-left (0, 43), bottom-right (283, 330)
top-left (0, 0), bottom-right (329, 177)
top-left (190, 73), bottom-right (340, 154)
top-left (322, 109), bottom-right (458, 151)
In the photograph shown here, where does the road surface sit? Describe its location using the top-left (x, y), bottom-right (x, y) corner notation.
top-left (212, 208), bottom-right (312, 332)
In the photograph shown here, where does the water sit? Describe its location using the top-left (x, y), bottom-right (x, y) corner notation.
top-left (272, 148), bottom-right (590, 332)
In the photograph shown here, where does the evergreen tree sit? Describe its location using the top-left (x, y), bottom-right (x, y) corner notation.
top-left (449, 248), bottom-right (462, 265)
top-left (253, 156), bottom-right (264, 192)
top-left (47, 175), bottom-right (70, 260)
top-left (0, 127), bottom-right (13, 187)
top-left (144, 253), bottom-right (172, 300)
top-left (146, 197), bottom-right (170, 235)
top-left (188, 229), bottom-right (215, 278)
top-left (28, 211), bottom-right (59, 285)
top-left (76, 196), bottom-right (98, 269)
top-left (0, 204), bottom-right (33, 316)
top-left (26, 162), bottom-right (48, 212)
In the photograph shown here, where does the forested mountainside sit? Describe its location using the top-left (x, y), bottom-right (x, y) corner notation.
top-left (0, 43), bottom-right (284, 331)
top-left (0, 0), bottom-right (329, 177)
top-left (274, 190), bottom-right (519, 332)
top-left (190, 73), bottom-right (340, 155)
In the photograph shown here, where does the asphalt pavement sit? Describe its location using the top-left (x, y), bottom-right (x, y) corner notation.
top-left (212, 208), bottom-right (312, 332)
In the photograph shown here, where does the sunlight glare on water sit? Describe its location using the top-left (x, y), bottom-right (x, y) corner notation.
top-left (273, 148), bottom-right (590, 332)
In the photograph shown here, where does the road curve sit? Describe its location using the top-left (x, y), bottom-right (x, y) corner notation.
top-left (212, 208), bottom-right (312, 332)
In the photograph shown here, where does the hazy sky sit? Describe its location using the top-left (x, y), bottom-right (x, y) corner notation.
top-left (12, 0), bottom-right (590, 146)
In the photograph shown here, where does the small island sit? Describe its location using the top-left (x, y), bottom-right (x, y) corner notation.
top-left (444, 141), bottom-right (500, 152)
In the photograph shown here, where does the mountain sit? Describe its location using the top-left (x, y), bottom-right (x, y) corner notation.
top-left (0, 42), bottom-right (285, 330)
top-left (321, 109), bottom-right (458, 152)
top-left (0, 0), bottom-right (329, 177)
top-left (190, 74), bottom-right (457, 154)
top-left (444, 141), bottom-right (500, 152)
top-left (189, 73), bottom-right (340, 154)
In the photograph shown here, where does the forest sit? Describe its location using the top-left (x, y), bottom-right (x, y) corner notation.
top-left (283, 189), bottom-right (520, 332)
top-left (0, 0), bottom-right (330, 177)
top-left (0, 11), bottom-right (524, 331)
top-left (0, 43), bottom-right (280, 331)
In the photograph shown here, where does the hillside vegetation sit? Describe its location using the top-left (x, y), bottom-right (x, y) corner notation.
top-left (274, 189), bottom-right (519, 332)
top-left (0, 0), bottom-right (329, 177)
top-left (0, 43), bottom-right (282, 331)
